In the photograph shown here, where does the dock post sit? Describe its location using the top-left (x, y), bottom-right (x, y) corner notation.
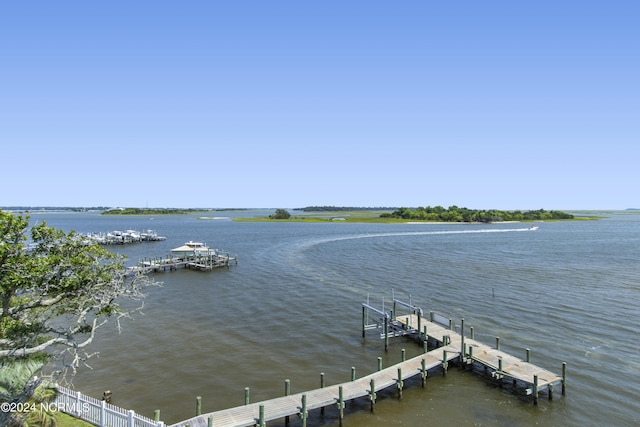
top-left (497, 358), bottom-right (504, 386)
top-left (196, 396), bottom-right (202, 416)
top-left (562, 362), bottom-right (567, 395)
top-left (462, 342), bottom-right (467, 366)
top-left (338, 386), bottom-right (345, 426)
top-left (369, 379), bottom-right (376, 412)
top-left (384, 315), bottom-right (389, 352)
top-left (351, 367), bottom-right (356, 381)
top-left (244, 387), bottom-right (250, 405)
top-left (397, 368), bottom-right (403, 400)
top-left (320, 373), bottom-right (326, 415)
top-left (548, 382), bottom-right (554, 400)
top-left (259, 404), bottom-right (265, 427)
top-left (442, 350), bottom-right (448, 375)
top-left (154, 410), bottom-right (160, 422)
top-left (417, 309), bottom-right (422, 338)
top-left (208, 416), bottom-right (213, 427)
top-left (430, 311), bottom-right (434, 321)
top-left (402, 348), bottom-right (406, 362)
top-left (362, 306), bottom-right (366, 338)
top-left (301, 394), bottom-right (308, 427)
top-left (526, 348), bottom-right (531, 363)
top-left (449, 318), bottom-right (453, 330)
top-left (460, 318), bottom-right (465, 363)
top-left (496, 336), bottom-right (500, 350)
top-left (377, 357), bottom-right (383, 371)
top-left (285, 379), bottom-right (291, 426)
top-left (468, 345), bottom-right (474, 367)
top-left (533, 375), bottom-right (539, 405)
top-left (421, 358), bottom-right (427, 388)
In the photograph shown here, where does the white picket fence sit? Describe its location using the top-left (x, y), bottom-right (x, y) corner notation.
top-left (53, 385), bottom-right (164, 427)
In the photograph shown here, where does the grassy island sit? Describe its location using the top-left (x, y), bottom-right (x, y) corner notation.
top-left (235, 206), bottom-right (589, 223)
top-left (101, 208), bottom-right (212, 215)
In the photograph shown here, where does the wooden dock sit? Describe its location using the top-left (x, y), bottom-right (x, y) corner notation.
top-left (170, 340), bottom-right (461, 427)
top-left (128, 253), bottom-right (237, 275)
top-left (167, 302), bottom-right (565, 427)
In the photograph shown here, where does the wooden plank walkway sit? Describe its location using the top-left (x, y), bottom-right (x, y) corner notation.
top-left (396, 315), bottom-right (563, 391)
top-left (169, 316), bottom-right (563, 427)
top-left (170, 341), bottom-right (461, 427)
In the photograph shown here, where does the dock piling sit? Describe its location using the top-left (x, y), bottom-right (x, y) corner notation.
top-left (338, 386), bottom-right (344, 426)
top-left (258, 404), bottom-right (265, 427)
top-left (320, 373), bottom-right (325, 415)
top-left (300, 395), bottom-right (308, 427)
top-left (285, 379), bottom-right (291, 426)
top-left (369, 379), bottom-right (376, 412)
top-left (421, 358), bottom-right (427, 387)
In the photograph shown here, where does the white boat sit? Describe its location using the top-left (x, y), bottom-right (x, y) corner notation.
top-left (528, 226), bottom-right (539, 231)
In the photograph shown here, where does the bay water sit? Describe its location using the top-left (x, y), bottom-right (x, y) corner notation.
top-left (31, 210), bottom-right (640, 426)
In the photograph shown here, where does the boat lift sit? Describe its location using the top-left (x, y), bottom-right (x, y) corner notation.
top-left (362, 293), bottom-right (426, 351)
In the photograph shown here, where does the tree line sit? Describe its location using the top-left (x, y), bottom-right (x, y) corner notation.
top-left (380, 206), bottom-right (574, 222)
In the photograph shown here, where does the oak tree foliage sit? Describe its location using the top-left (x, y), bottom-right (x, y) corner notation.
top-left (0, 209), bottom-right (155, 384)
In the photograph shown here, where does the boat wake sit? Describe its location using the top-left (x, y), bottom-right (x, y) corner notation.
top-left (294, 226), bottom-right (538, 251)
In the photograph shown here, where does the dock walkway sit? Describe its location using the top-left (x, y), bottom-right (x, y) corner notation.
top-left (171, 339), bottom-right (461, 427)
top-left (397, 315), bottom-right (563, 392)
top-left (169, 315), bottom-right (564, 427)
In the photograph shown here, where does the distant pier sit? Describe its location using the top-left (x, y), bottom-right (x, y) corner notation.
top-left (128, 241), bottom-right (237, 274)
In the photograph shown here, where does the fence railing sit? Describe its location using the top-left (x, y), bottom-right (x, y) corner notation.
top-left (53, 384), bottom-right (164, 427)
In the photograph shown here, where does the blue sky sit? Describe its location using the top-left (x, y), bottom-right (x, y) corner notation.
top-left (1, 1), bottom-right (638, 210)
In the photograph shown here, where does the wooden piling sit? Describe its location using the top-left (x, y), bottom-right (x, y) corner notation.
top-left (301, 394), bottom-right (308, 427)
top-left (244, 387), bottom-right (250, 405)
top-left (258, 404), bottom-right (265, 427)
top-left (420, 358), bottom-right (427, 387)
top-left (320, 373), bottom-right (325, 415)
top-left (285, 379), bottom-right (291, 426)
top-left (397, 368), bottom-right (403, 400)
top-left (442, 350), bottom-right (448, 375)
top-left (562, 362), bottom-right (567, 395)
top-left (369, 379), bottom-right (376, 412)
top-left (460, 318), bottom-right (465, 363)
top-left (384, 315), bottom-right (389, 351)
top-left (196, 396), bottom-right (202, 416)
top-left (338, 386), bottom-right (344, 426)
